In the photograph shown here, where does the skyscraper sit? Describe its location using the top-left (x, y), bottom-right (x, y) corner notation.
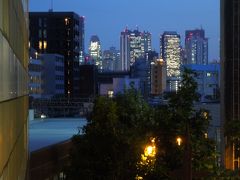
top-left (0, 0), bottom-right (28, 179)
top-left (103, 47), bottom-right (120, 71)
top-left (160, 32), bottom-right (181, 92)
top-left (29, 12), bottom-right (85, 98)
top-left (89, 35), bottom-right (102, 69)
top-left (120, 29), bottom-right (130, 71)
top-left (120, 28), bottom-right (152, 71)
top-left (221, 0), bottom-right (240, 170)
top-left (160, 31), bottom-right (181, 77)
top-left (185, 29), bottom-right (208, 65)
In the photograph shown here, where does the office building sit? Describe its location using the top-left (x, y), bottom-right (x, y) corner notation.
top-left (29, 49), bottom-right (42, 99)
top-left (41, 54), bottom-right (65, 99)
top-left (99, 77), bottom-right (140, 97)
top-left (79, 65), bottom-right (98, 98)
top-left (160, 31), bottom-right (181, 77)
top-left (0, 0), bottom-right (29, 179)
top-left (221, 0), bottom-right (240, 169)
top-left (150, 59), bottom-right (167, 95)
top-left (131, 58), bottom-right (151, 99)
top-left (89, 35), bottom-right (102, 69)
top-left (185, 29), bottom-right (208, 65)
top-left (183, 64), bottom-right (220, 102)
top-left (29, 12), bottom-right (84, 97)
top-left (145, 50), bottom-right (159, 63)
top-left (103, 47), bottom-right (120, 71)
top-left (160, 32), bottom-right (181, 92)
top-left (120, 28), bottom-right (152, 71)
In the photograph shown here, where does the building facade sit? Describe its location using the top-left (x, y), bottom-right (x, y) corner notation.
top-left (29, 12), bottom-right (84, 98)
top-left (120, 29), bottom-right (152, 71)
top-left (185, 29), bottom-right (208, 65)
top-left (41, 54), bottom-right (65, 99)
top-left (0, 0), bottom-right (29, 179)
top-left (103, 47), bottom-right (120, 71)
top-left (184, 64), bottom-right (220, 103)
top-left (131, 58), bottom-right (151, 99)
top-left (29, 49), bottom-right (42, 99)
top-left (160, 32), bottom-right (181, 92)
top-left (89, 35), bottom-right (102, 69)
top-left (221, 0), bottom-right (240, 170)
top-left (160, 31), bottom-right (181, 77)
top-left (150, 59), bottom-right (167, 95)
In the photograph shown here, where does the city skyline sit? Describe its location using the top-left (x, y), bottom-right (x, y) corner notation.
top-left (29, 0), bottom-right (220, 62)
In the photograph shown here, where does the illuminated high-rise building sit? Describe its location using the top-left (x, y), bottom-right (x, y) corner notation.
top-left (160, 31), bottom-right (181, 77)
top-left (29, 12), bottom-right (85, 97)
top-left (160, 32), bottom-right (181, 92)
top-left (185, 29), bottom-right (208, 65)
top-left (89, 35), bottom-right (102, 69)
top-left (120, 28), bottom-right (152, 71)
top-left (221, 0), bottom-right (240, 170)
top-left (0, 0), bottom-right (29, 179)
top-left (141, 31), bottom-right (152, 53)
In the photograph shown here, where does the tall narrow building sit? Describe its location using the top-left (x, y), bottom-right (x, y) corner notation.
top-left (160, 31), bottom-right (181, 77)
top-left (160, 32), bottom-right (181, 92)
top-left (221, 0), bottom-right (240, 170)
top-left (185, 29), bottom-right (208, 65)
top-left (89, 35), bottom-right (102, 69)
top-left (120, 29), bottom-right (130, 71)
top-left (0, 0), bottom-right (29, 179)
top-left (29, 12), bottom-right (85, 98)
top-left (120, 28), bottom-right (152, 71)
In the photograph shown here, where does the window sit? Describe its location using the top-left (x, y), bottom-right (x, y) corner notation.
top-left (39, 41), bottom-right (42, 49)
top-left (108, 90), bottom-right (114, 98)
top-left (38, 29), bottom-right (42, 38)
top-left (43, 29), bottom-right (47, 38)
top-left (38, 18), bottom-right (42, 27)
top-left (65, 18), bottom-right (70, 25)
top-left (43, 41), bottom-right (47, 49)
top-left (206, 72), bottom-right (211, 77)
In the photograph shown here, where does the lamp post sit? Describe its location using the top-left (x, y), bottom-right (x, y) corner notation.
top-left (177, 121), bottom-right (192, 179)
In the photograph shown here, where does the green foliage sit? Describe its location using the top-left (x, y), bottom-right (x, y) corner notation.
top-left (67, 90), bottom-right (153, 179)
top-left (152, 68), bottom-right (218, 177)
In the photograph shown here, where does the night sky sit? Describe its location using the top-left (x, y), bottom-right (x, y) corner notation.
top-left (30, 0), bottom-right (220, 61)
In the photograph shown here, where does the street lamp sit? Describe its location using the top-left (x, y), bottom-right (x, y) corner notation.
top-left (176, 137), bottom-right (182, 146)
top-left (144, 138), bottom-right (156, 157)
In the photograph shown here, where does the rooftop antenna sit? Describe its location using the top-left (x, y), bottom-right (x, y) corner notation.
top-left (49, 0), bottom-right (53, 12)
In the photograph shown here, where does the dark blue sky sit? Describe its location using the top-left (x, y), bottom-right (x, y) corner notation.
top-left (30, 0), bottom-right (220, 61)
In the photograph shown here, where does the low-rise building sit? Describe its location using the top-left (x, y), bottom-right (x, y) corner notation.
top-left (183, 63), bottom-right (220, 102)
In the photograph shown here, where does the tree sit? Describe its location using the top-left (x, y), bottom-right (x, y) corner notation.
top-left (150, 68), bottom-right (218, 178)
top-left (67, 69), bottom-right (219, 179)
top-left (67, 89), bottom-right (153, 179)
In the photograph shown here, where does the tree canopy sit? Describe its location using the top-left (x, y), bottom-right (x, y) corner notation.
top-left (67, 68), bottom-right (221, 179)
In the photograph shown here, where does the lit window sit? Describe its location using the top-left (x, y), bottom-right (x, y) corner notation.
top-left (108, 90), bottom-right (114, 98)
top-left (43, 41), bottom-right (47, 49)
top-left (35, 52), bottom-right (38, 59)
top-left (39, 41), bottom-right (42, 49)
top-left (65, 18), bottom-right (70, 25)
top-left (206, 73), bottom-right (211, 77)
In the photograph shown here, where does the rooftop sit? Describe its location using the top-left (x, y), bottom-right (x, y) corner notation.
top-left (29, 118), bottom-right (87, 152)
